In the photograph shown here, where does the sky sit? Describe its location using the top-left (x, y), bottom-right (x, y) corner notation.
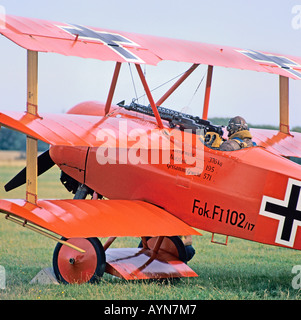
top-left (0, 0), bottom-right (301, 127)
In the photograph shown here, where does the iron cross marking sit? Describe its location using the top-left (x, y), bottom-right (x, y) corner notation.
top-left (238, 49), bottom-right (301, 79)
top-left (58, 24), bottom-right (143, 63)
top-left (260, 179), bottom-right (301, 247)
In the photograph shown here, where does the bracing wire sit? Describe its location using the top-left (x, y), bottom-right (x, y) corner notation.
top-left (186, 72), bottom-right (206, 108)
top-left (133, 70), bottom-right (187, 103)
top-left (128, 63), bottom-right (139, 102)
top-left (128, 64), bottom-right (205, 108)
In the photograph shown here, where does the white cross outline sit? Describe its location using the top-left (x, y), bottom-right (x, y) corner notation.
top-left (57, 24), bottom-right (145, 64)
top-left (259, 178), bottom-right (301, 247)
top-left (237, 49), bottom-right (301, 79)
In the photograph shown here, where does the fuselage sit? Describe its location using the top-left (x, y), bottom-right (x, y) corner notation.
top-left (50, 101), bottom-right (301, 251)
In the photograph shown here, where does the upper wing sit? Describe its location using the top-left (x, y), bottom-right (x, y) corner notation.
top-left (1, 15), bottom-right (301, 79)
top-left (251, 128), bottom-right (301, 158)
top-left (0, 199), bottom-right (201, 238)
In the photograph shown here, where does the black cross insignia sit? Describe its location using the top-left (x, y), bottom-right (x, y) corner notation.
top-left (239, 49), bottom-right (301, 79)
top-left (260, 179), bottom-right (301, 247)
top-left (58, 24), bottom-right (144, 63)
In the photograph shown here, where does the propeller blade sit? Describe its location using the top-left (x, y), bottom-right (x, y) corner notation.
top-left (4, 149), bottom-right (55, 192)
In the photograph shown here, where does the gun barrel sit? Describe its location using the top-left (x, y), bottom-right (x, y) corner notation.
top-left (119, 101), bottom-right (224, 136)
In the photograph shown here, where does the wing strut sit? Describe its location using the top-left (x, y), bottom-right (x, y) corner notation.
top-left (279, 75), bottom-right (290, 134)
top-left (5, 214), bottom-right (85, 253)
top-left (202, 65), bottom-right (214, 120)
top-left (135, 64), bottom-right (164, 128)
top-left (26, 50), bottom-right (39, 204)
top-left (105, 62), bottom-right (122, 115)
top-left (155, 64), bottom-right (199, 106)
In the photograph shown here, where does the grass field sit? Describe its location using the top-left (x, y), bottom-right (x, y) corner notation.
top-left (0, 154), bottom-right (301, 300)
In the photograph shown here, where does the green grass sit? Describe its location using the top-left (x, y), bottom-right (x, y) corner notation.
top-left (1, 165), bottom-right (301, 300)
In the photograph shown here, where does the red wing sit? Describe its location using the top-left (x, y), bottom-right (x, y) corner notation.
top-left (1, 15), bottom-right (160, 65)
top-left (2, 110), bottom-right (301, 159)
top-left (0, 199), bottom-right (201, 238)
top-left (251, 128), bottom-right (301, 158)
top-left (1, 15), bottom-right (301, 78)
top-left (0, 110), bottom-right (106, 146)
top-left (0, 109), bottom-right (162, 147)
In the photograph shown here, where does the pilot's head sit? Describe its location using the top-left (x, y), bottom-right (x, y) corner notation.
top-left (227, 116), bottom-right (248, 137)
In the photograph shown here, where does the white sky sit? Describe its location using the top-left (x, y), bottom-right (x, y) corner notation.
top-left (0, 0), bottom-right (301, 127)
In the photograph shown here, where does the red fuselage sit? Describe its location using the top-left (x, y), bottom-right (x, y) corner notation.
top-left (50, 101), bottom-right (301, 251)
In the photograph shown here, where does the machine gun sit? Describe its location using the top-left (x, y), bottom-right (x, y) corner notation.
top-left (118, 100), bottom-right (224, 137)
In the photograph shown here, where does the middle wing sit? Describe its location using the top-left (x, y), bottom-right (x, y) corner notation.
top-left (0, 110), bottom-right (110, 146)
top-left (2, 110), bottom-right (301, 158)
top-left (251, 128), bottom-right (301, 158)
top-left (0, 199), bottom-right (201, 238)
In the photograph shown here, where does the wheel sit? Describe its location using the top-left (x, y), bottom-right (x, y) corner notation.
top-left (138, 236), bottom-right (187, 262)
top-left (53, 237), bottom-right (106, 284)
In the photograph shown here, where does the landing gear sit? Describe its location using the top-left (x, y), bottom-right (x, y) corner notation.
top-left (52, 182), bottom-right (106, 284)
top-left (52, 237), bottom-right (106, 284)
top-left (139, 236), bottom-right (188, 262)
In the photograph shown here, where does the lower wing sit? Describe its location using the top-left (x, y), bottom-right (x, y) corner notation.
top-left (0, 199), bottom-right (201, 238)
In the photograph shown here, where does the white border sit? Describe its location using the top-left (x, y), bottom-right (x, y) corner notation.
top-left (259, 178), bottom-right (301, 247)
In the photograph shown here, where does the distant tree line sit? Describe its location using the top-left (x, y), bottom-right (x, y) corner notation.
top-left (0, 127), bottom-right (49, 151)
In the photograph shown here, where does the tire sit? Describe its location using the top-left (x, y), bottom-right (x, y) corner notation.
top-left (138, 236), bottom-right (187, 262)
top-left (53, 237), bottom-right (106, 284)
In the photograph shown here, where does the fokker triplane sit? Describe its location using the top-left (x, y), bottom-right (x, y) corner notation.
top-left (0, 15), bottom-right (301, 284)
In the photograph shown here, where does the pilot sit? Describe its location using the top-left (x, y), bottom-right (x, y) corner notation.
top-left (219, 116), bottom-right (254, 151)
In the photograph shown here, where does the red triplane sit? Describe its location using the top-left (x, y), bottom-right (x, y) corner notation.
top-left (0, 15), bottom-right (301, 284)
